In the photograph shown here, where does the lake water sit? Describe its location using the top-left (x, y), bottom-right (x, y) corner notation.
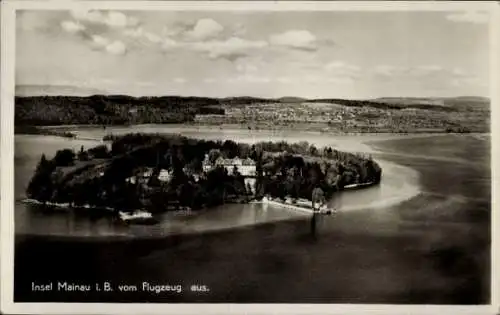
top-left (13, 125), bottom-right (491, 304)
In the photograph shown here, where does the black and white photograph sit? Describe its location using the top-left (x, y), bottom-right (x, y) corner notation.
top-left (1, 1), bottom-right (498, 314)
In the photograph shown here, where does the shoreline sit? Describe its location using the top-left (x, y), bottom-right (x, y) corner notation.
top-left (23, 123), bottom-right (490, 136)
top-left (20, 178), bottom-right (380, 221)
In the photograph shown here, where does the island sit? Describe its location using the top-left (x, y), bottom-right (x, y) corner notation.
top-left (25, 133), bottom-right (382, 222)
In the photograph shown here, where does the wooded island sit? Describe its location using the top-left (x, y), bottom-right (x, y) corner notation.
top-left (26, 133), bottom-right (382, 215)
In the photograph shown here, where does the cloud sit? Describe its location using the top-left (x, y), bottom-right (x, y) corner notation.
top-left (137, 81), bottom-right (155, 87)
top-left (105, 11), bottom-right (139, 28)
top-left (234, 57), bottom-right (265, 73)
top-left (91, 35), bottom-right (110, 47)
top-left (406, 65), bottom-right (446, 77)
top-left (374, 64), bottom-right (442, 77)
top-left (184, 18), bottom-right (224, 41)
top-left (325, 61), bottom-right (361, 78)
top-left (70, 9), bottom-right (139, 28)
top-left (124, 26), bottom-right (144, 38)
top-left (451, 76), bottom-right (485, 87)
top-left (190, 37), bottom-right (268, 61)
top-left (61, 20), bottom-right (85, 34)
top-left (106, 40), bottom-right (127, 55)
top-left (161, 38), bottom-right (181, 51)
top-left (233, 23), bottom-right (247, 36)
top-left (234, 74), bottom-right (271, 83)
top-left (304, 75), bottom-right (322, 83)
top-left (174, 78), bottom-right (186, 83)
top-left (276, 77), bottom-right (293, 83)
top-left (90, 35), bottom-right (126, 55)
top-left (373, 65), bottom-right (407, 77)
top-left (416, 65), bottom-right (442, 72)
top-left (451, 67), bottom-right (468, 77)
top-left (446, 11), bottom-right (489, 24)
top-left (236, 62), bottom-right (258, 73)
top-left (124, 27), bottom-right (163, 46)
top-left (70, 9), bottom-right (105, 24)
top-left (58, 14), bottom-right (320, 61)
top-left (372, 64), bottom-right (479, 86)
top-left (269, 30), bottom-right (317, 51)
top-left (162, 21), bottom-right (195, 38)
top-left (326, 77), bottom-right (355, 84)
top-left (144, 32), bottom-right (162, 44)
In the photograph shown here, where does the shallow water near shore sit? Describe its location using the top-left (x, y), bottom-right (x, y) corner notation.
top-left (13, 126), bottom-right (491, 304)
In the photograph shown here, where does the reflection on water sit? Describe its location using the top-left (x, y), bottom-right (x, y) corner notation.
top-left (310, 214), bottom-right (318, 239)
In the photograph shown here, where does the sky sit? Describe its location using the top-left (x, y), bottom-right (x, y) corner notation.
top-left (15, 9), bottom-right (491, 99)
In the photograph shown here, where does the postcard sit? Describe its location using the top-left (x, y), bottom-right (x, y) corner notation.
top-left (1, 1), bottom-right (499, 314)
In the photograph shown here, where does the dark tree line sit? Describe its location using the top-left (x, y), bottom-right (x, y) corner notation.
top-left (15, 95), bottom-right (225, 126)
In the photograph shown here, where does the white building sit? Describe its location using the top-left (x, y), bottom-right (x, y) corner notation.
top-left (206, 156), bottom-right (257, 176)
top-left (126, 167), bottom-right (172, 185)
top-left (158, 169), bottom-right (172, 182)
top-left (240, 158), bottom-right (257, 176)
top-left (244, 177), bottom-right (256, 193)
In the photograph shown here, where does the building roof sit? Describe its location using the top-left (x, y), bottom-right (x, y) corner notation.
top-left (242, 158), bottom-right (256, 165)
top-left (213, 156), bottom-right (256, 166)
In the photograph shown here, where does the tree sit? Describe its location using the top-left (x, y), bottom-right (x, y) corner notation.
top-left (54, 149), bottom-right (75, 167)
top-left (148, 167), bottom-right (161, 187)
top-left (246, 182), bottom-right (253, 195)
top-left (309, 145), bottom-right (319, 156)
top-left (78, 150), bottom-right (89, 161)
top-left (222, 140), bottom-right (239, 158)
top-left (26, 154), bottom-right (55, 201)
top-left (35, 154), bottom-right (50, 173)
top-left (208, 149), bottom-right (222, 164)
top-left (312, 186), bottom-right (325, 205)
top-left (88, 145), bottom-right (110, 159)
top-left (232, 165), bottom-right (241, 177)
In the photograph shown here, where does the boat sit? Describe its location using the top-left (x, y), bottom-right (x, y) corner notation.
top-left (259, 197), bottom-right (335, 215)
top-left (343, 181), bottom-right (375, 190)
top-left (118, 210), bottom-right (158, 224)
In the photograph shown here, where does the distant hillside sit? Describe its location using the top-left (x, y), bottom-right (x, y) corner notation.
top-left (371, 96), bottom-right (490, 111)
top-left (373, 97), bottom-right (446, 106)
top-left (441, 96), bottom-right (490, 111)
top-left (277, 97), bottom-right (307, 103)
top-left (450, 96), bottom-right (490, 102)
top-left (308, 98), bottom-right (457, 112)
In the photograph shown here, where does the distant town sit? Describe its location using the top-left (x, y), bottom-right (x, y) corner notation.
top-left (194, 98), bottom-right (489, 133)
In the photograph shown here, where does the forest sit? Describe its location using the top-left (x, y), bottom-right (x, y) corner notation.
top-left (15, 95), bottom-right (225, 126)
top-left (26, 133), bottom-right (382, 213)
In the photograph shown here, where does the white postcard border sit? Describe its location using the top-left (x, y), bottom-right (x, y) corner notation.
top-left (1, 1), bottom-right (499, 314)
